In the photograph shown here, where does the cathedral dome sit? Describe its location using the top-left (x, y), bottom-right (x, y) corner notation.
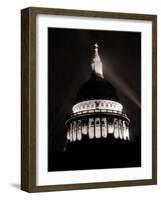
top-left (65, 43), bottom-right (130, 147)
top-left (75, 73), bottom-right (120, 104)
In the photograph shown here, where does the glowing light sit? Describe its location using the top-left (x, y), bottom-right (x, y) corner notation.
top-left (102, 118), bottom-right (107, 138)
top-left (82, 124), bottom-right (88, 135)
top-left (66, 44), bottom-right (131, 143)
top-left (91, 43), bottom-right (104, 78)
top-left (114, 120), bottom-right (119, 138)
top-left (95, 118), bottom-right (101, 138)
top-left (72, 99), bottom-right (123, 113)
top-left (89, 118), bottom-right (94, 139)
top-left (108, 123), bottom-right (114, 134)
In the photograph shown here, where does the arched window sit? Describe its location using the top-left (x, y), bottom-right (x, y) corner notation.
top-left (96, 102), bottom-right (99, 107)
top-left (91, 121), bottom-right (94, 126)
top-left (96, 120), bottom-right (100, 126)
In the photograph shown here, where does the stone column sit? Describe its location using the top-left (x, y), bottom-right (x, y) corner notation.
top-left (89, 118), bottom-right (94, 139)
top-left (114, 119), bottom-right (119, 138)
top-left (121, 120), bottom-right (124, 139)
top-left (108, 120), bottom-right (114, 134)
top-left (122, 121), bottom-right (126, 140)
top-left (82, 119), bottom-right (88, 135)
top-left (124, 124), bottom-right (130, 140)
top-left (67, 129), bottom-right (70, 141)
top-left (69, 123), bottom-right (71, 142)
top-left (70, 122), bottom-right (73, 142)
top-left (94, 117), bottom-right (96, 138)
top-left (77, 120), bottom-right (82, 141)
top-left (100, 117), bottom-right (102, 138)
top-left (73, 121), bottom-right (77, 141)
top-left (95, 117), bottom-right (101, 138)
top-left (102, 117), bottom-right (107, 138)
top-left (118, 120), bottom-right (122, 139)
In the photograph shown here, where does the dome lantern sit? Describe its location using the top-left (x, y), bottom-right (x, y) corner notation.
top-left (91, 43), bottom-right (104, 78)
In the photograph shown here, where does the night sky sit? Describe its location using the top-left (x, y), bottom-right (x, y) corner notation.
top-left (48, 28), bottom-right (141, 152)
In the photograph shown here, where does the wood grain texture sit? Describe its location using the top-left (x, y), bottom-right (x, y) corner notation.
top-left (21, 8), bottom-right (36, 192)
top-left (21, 7), bottom-right (157, 193)
top-left (21, 8), bottom-right (30, 192)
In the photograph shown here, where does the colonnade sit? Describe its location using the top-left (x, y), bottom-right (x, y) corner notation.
top-left (67, 117), bottom-right (130, 142)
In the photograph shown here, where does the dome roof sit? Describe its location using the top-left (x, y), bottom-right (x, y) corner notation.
top-left (75, 73), bottom-right (120, 104)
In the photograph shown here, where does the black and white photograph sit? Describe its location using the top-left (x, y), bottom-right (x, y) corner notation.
top-left (21, 8), bottom-right (157, 192)
top-left (48, 28), bottom-right (141, 171)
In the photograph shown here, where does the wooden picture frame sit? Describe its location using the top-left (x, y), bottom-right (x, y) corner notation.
top-left (21, 7), bottom-right (157, 192)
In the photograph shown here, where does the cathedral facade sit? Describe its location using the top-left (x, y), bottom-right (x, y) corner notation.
top-left (65, 44), bottom-right (130, 144)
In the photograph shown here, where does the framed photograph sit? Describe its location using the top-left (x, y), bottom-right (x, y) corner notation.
top-left (21, 7), bottom-right (157, 192)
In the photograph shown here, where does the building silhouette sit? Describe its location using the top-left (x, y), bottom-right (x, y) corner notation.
top-left (65, 44), bottom-right (130, 146)
top-left (48, 43), bottom-right (141, 172)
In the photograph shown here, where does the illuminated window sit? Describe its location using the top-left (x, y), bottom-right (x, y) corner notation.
top-left (91, 121), bottom-right (94, 126)
top-left (96, 120), bottom-right (100, 125)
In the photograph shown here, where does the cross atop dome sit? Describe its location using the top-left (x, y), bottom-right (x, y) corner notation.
top-left (95, 43), bottom-right (98, 48)
top-left (91, 43), bottom-right (104, 78)
top-left (94, 43), bottom-right (99, 55)
top-left (95, 43), bottom-right (99, 49)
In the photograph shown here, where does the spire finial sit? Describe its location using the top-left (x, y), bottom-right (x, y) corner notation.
top-left (91, 43), bottom-right (104, 78)
top-left (95, 43), bottom-right (98, 49)
top-left (94, 43), bottom-right (99, 55)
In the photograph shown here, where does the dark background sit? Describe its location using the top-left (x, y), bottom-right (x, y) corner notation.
top-left (48, 28), bottom-right (141, 170)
